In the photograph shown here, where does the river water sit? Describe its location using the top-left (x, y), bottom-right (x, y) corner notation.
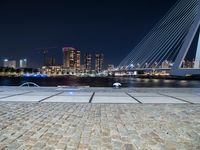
top-left (0, 76), bottom-right (200, 88)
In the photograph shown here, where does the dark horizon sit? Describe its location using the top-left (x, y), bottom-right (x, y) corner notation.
top-left (0, 0), bottom-right (178, 68)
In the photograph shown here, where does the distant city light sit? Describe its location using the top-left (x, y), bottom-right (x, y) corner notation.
top-left (4, 59), bottom-right (8, 62)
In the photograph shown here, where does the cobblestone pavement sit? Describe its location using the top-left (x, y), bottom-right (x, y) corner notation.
top-left (0, 102), bottom-right (200, 150)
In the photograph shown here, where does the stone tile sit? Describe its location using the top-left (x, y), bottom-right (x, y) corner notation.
top-left (95, 92), bottom-right (127, 97)
top-left (92, 97), bottom-right (138, 103)
top-left (174, 97), bottom-right (200, 103)
top-left (43, 96), bottom-right (90, 103)
top-left (60, 92), bottom-right (93, 96)
top-left (161, 92), bottom-right (200, 97)
top-left (0, 96), bottom-right (48, 102)
top-left (135, 97), bottom-right (187, 103)
top-left (25, 92), bottom-right (60, 96)
top-left (128, 92), bottom-right (162, 97)
top-left (0, 87), bottom-right (200, 150)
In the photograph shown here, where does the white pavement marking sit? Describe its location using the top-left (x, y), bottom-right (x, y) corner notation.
top-left (135, 97), bottom-right (187, 103)
top-left (92, 96), bottom-right (138, 103)
top-left (128, 92), bottom-right (162, 97)
top-left (43, 96), bottom-right (90, 103)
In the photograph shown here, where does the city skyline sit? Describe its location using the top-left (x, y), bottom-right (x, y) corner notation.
top-left (0, 0), bottom-right (177, 67)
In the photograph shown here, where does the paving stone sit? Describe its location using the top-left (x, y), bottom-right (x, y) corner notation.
top-left (0, 99), bottom-right (199, 149)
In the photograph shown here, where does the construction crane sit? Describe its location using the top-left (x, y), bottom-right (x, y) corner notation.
top-left (34, 47), bottom-right (57, 66)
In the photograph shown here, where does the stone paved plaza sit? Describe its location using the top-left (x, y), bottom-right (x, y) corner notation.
top-left (0, 87), bottom-right (200, 149)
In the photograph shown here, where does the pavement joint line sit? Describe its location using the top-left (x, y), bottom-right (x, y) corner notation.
top-left (157, 93), bottom-right (194, 104)
top-left (38, 91), bottom-right (64, 102)
top-left (125, 92), bottom-right (142, 103)
top-left (89, 92), bottom-right (95, 103)
top-left (0, 91), bottom-right (33, 100)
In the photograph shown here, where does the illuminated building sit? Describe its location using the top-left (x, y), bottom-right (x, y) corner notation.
top-left (62, 47), bottom-right (80, 73)
top-left (95, 54), bottom-right (104, 72)
top-left (19, 59), bottom-right (27, 68)
top-left (42, 66), bottom-right (62, 76)
top-left (3, 59), bottom-right (16, 68)
top-left (84, 53), bottom-right (92, 73)
top-left (76, 51), bottom-right (81, 72)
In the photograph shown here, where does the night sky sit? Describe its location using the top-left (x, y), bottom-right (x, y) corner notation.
top-left (0, 0), bottom-right (178, 68)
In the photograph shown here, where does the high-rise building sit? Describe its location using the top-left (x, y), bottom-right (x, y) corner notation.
top-left (19, 59), bottom-right (27, 68)
top-left (95, 54), bottom-right (104, 72)
top-left (76, 51), bottom-right (81, 71)
top-left (3, 59), bottom-right (16, 68)
top-left (63, 47), bottom-right (76, 69)
top-left (84, 53), bottom-right (92, 73)
top-left (62, 47), bottom-right (81, 73)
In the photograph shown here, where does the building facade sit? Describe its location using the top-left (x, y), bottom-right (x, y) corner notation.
top-left (84, 53), bottom-right (92, 73)
top-left (95, 54), bottom-right (104, 72)
top-left (62, 47), bottom-right (81, 74)
top-left (3, 59), bottom-right (16, 68)
top-left (19, 59), bottom-right (27, 68)
top-left (76, 51), bottom-right (81, 72)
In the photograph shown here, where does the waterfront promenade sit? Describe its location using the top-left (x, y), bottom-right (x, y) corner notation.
top-left (0, 87), bottom-right (200, 149)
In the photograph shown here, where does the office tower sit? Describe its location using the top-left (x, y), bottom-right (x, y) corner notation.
top-left (76, 51), bottom-right (81, 71)
top-left (3, 59), bottom-right (16, 68)
top-left (62, 47), bottom-right (81, 73)
top-left (84, 53), bottom-right (92, 73)
top-left (19, 59), bottom-right (27, 68)
top-left (95, 54), bottom-right (104, 72)
top-left (63, 47), bottom-right (77, 69)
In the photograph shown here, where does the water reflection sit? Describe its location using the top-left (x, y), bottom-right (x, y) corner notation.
top-left (0, 76), bottom-right (200, 88)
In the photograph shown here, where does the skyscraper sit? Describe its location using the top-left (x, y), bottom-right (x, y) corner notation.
top-left (76, 51), bottom-right (81, 72)
top-left (63, 47), bottom-right (76, 69)
top-left (62, 47), bottom-right (81, 73)
top-left (19, 59), bottom-right (27, 68)
top-left (95, 54), bottom-right (104, 72)
top-left (84, 53), bottom-right (92, 73)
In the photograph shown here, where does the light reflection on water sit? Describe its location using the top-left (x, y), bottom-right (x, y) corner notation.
top-left (0, 76), bottom-right (200, 88)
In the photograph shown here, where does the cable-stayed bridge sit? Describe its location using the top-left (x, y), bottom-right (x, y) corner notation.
top-left (118, 0), bottom-right (200, 76)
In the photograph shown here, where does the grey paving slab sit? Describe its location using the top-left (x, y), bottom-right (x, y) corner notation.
top-left (161, 92), bottom-right (200, 97)
top-left (128, 92), bottom-right (162, 97)
top-left (43, 96), bottom-right (90, 103)
top-left (0, 95), bottom-right (11, 98)
top-left (92, 96), bottom-right (138, 103)
top-left (59, 92), bottom-right (93, 96)
top-left (135, 97), bottom-right (187, 103)
top-left (24, 92), bottom-right (60, 96)
top-left (0, 95), bottom-right (49, 102)
top-left (95, 92), bottom-right (127, 97)
top-left (175, 97), bottom-right (200, 103)
top-left (0, 91), bottom-right (30, 95)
